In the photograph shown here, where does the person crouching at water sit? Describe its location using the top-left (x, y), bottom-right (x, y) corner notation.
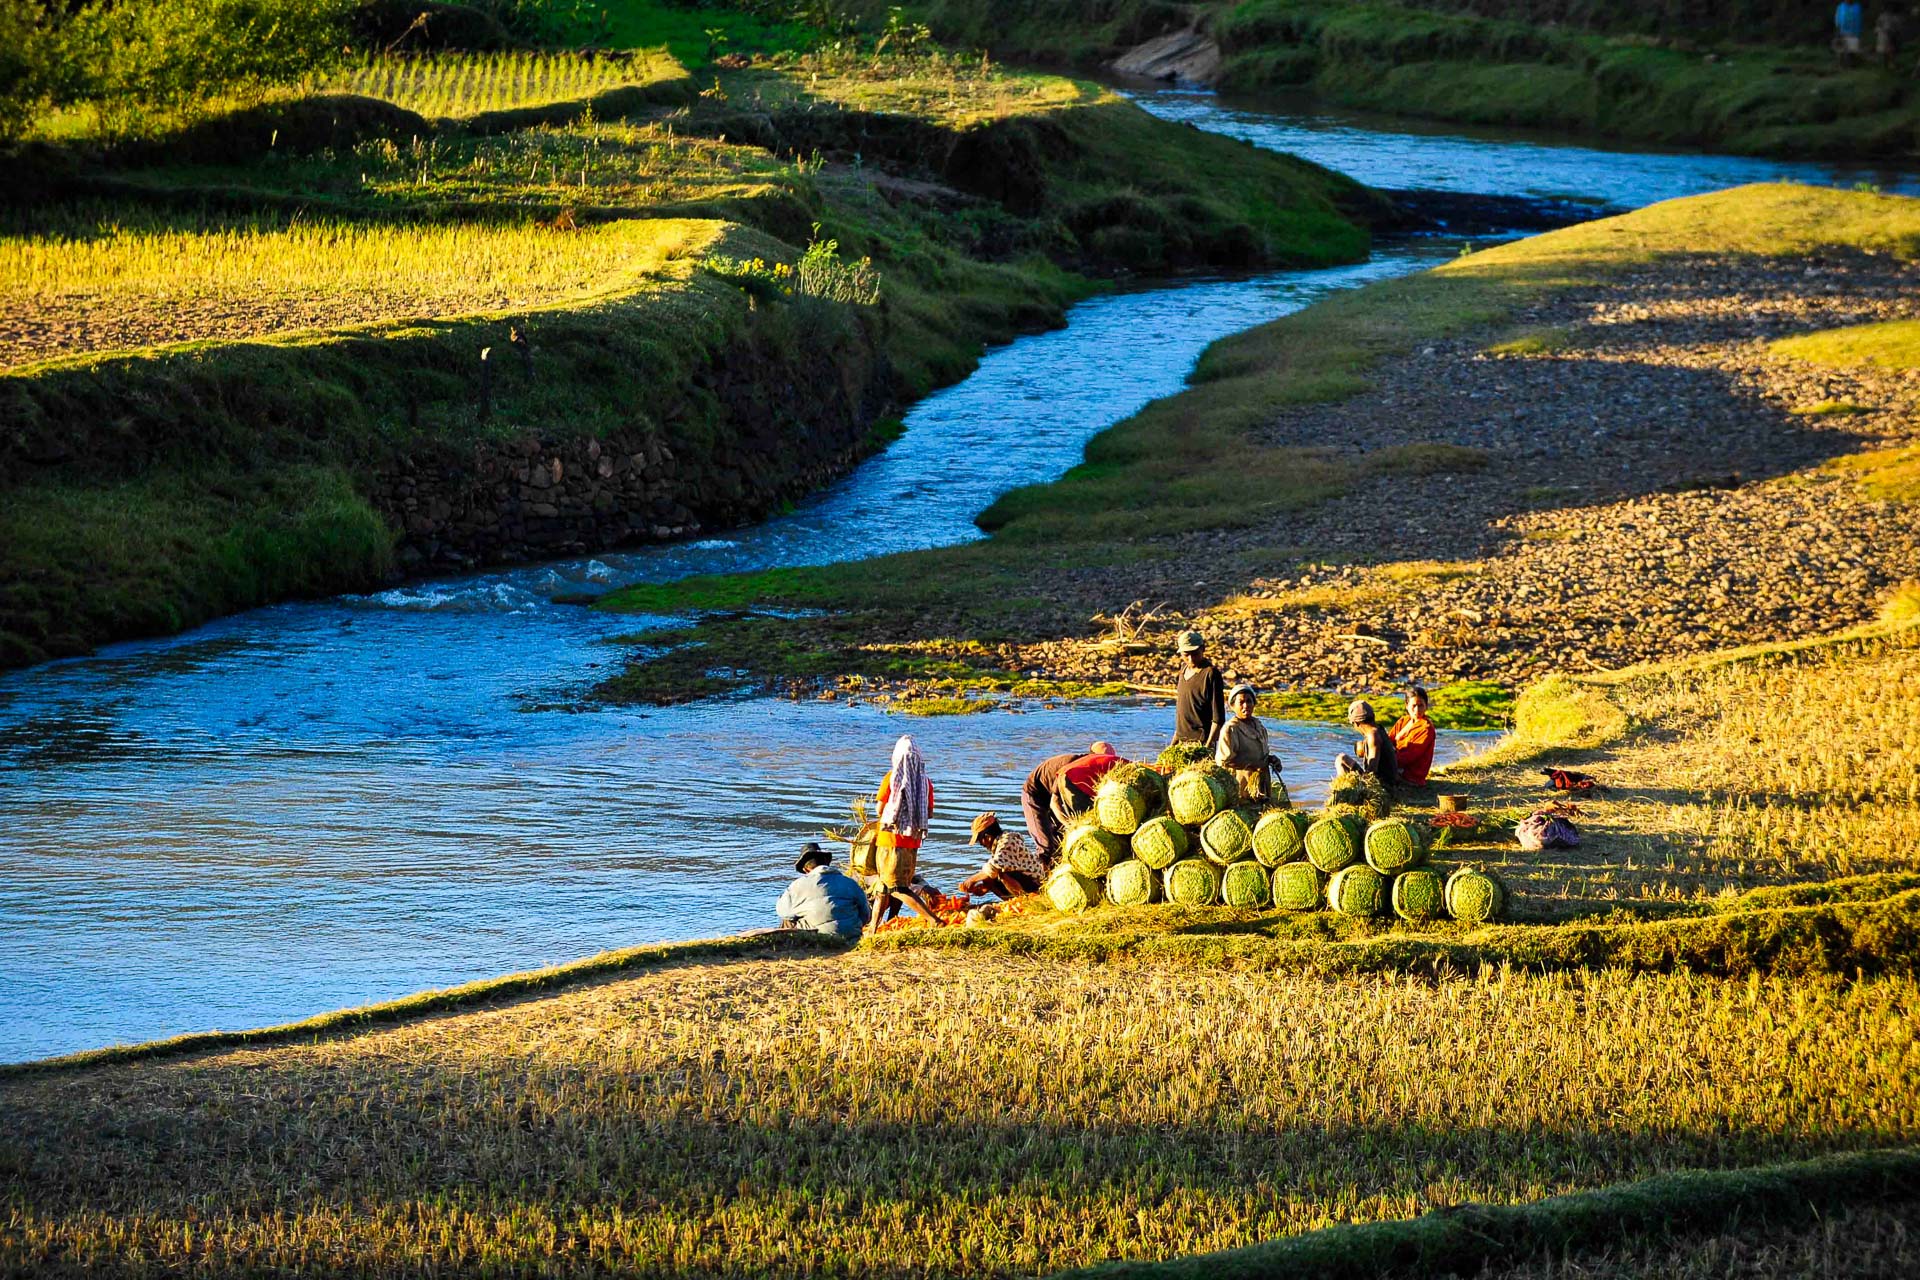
top-left (870, 734), bottom-right (938, 935)
top-left (958, 811), bottom-right (1046, 900)
top-left (1336, 699), bottom-right (1400, 786)
top-left (777, 842), bottom-right (871, 940)
top-left (1021, 741), bottom-right (1118, 864)
top-left (1171, 630), bottom-right (1225, 748)
top-left (1216, 684), bottom-right (1281, 802)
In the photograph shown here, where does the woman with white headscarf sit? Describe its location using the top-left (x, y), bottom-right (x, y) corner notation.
top-left (869, 734), bottom-right (936, 934)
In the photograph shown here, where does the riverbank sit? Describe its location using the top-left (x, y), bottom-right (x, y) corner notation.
top-left (866, 0), bottom-right (1920, 160)
top-left (0, 22), bottom-right (1377, 671)
top-left (595, 182), bottom-right (1920, 711)
top-left (5, 607), bottom-right (1918, 1271)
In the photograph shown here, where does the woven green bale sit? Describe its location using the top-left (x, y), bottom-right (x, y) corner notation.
top-left (1163, 858), bottom-right (1219, 906)
top-left (1157, 741), bottom-right (1211, 769)
top-left (1094, 762), bottom-right (1165, 835)
top-left (1199, 807), bottom-right (1257, 866)
top-left (1391, 868), bottom-right (1444, 921)
top-left (1253, 809), bottom-right (1310, 867)
top-left (1304, 814), bottom-right (1363, 874)
top-left (1445, 866), bottom-right (1509, 924)
top-left (1271, 860), bottom-right (1325, 911)
top-left (1328, 863), bottom-right (1387, 917)
top-left (1106, 858), bottom-right (1158, 907)
top-left (1364, 817), bottom-right (1428, 875)
top-left (1062, 816), bottom-right (1125, 879)
top-left (1130, 814), bottom-right (1189, 870)
top-left (1220, 860), bottom-right (1270, 908)
top-left (1168, 764), bottom-right (1235, 826)
top-left (1045, 866), bottom-right (1102, 913)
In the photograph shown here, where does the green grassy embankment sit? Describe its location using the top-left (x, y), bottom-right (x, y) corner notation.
top-left (856, 0), bottom-right (1920, 159)
top-left (593, 181), bottom-right (1920, 704)
top-left (1, 2), bottom-right (1377, 669)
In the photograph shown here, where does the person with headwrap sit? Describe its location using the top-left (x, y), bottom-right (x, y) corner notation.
top-left (1215, 684), bottom-right (1280, 802)
top-left (869, 734), bottom-right (937, 934)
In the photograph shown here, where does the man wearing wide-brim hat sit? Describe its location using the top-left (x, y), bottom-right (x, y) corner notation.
top-left (775, 842), bottom-right (871, 940)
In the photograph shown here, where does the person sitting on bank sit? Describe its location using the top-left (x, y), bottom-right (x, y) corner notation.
top-left (1215, 684), bottom-right (1281, 802)
top-left (958, 811), bottom-right (1047, 900)
top-left (870, 734), bottom-right (938, 935)
top-left (1022, 741), bottom-right (1119, 863)
top-left (1389, 685), bottom-right (1437, 787)
top-left (1336, 699), bottom-right (1400, 786)
top-left (777, 842), bottom-right (871, 940)
top-left (1171, 630), bottom-right (1226, 748)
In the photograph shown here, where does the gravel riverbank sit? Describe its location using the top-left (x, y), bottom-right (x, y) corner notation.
top-left (908, 250), bottom-right (1920, 697)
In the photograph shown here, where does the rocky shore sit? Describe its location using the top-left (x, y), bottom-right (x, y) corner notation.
top-left (824, 250), bottom-right (1920, 702)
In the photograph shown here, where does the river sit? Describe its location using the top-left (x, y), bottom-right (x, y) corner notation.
top-left (3, 90), bottom-right (1914, 1064)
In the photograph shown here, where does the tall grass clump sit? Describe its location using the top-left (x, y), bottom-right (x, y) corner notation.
top-left (318, 51), bottom-right (677, 119)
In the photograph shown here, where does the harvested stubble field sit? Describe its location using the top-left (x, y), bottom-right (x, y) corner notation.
top-left (0, 211), bottom-right (717, 368)
top-left (2, 950), bottom-right (1916, 1277)
top-left (316, 50), bottom-right (683, 119)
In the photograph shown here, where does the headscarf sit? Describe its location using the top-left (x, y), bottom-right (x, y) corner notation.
top-left (880, 735), bottom-right (930, 838)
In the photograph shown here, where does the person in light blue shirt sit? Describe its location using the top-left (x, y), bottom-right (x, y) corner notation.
top-left (1835, 0), bottom-right (1866, 62)
top-left (776, 842), bottom-right (871, 940)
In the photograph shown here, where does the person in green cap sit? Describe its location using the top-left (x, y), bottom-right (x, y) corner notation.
top-left (1171, 630), bottom-right (1225, 747)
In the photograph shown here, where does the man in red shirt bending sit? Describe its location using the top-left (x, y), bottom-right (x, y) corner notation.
top-left (1389, 686), bottom-right (1436, 787)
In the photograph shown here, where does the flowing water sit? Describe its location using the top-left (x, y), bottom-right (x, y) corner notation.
top-left (4, 93), bottom-right (1914, 1064)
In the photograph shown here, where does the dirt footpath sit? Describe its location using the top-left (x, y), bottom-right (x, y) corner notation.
top-left (998, 251), bottom-right (1920, 693)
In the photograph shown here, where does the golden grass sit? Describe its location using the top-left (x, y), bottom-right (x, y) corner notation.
top-left (1770, 317), bottom-right (1920, 370)
top-left (1, 213), bottom-right (719, 367)
top-left (1827, 445), bottom-right (1920, 505)
top-left (317, 50), bottom-right (684, 118)
top-left (727, 51), bottom-right (1106, 126)
top-left (1213, 560), bottom-right (1479, 618)
top-left (4, 952), bottom-right (1916, 1276)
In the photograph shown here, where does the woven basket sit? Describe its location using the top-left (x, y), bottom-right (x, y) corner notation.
top-left (1220, 860), bottom-right (1271, 908)
top-left (1364, 817), bottom-right (1428, 875)
top-left (1271, 860), bottom-right (1325, 911)
top-left (1328, 863), bottom-right (1387, 917)
top-left (1253, 809), bottom-right (1310, 867)
top-left (1305, 814), bottom-right (1363, 874)
top-left (1106, 858), bottom-right (1158, 907)
top-left (1063, 816), bottom-right (1126, 879)
top-left (1130, 814), bottom-right (1189, 870)
top-left (1445, 866), bottom-right (1508, 924)
top-left (1045, 866), bottom-right (1102, 913)
top-left (1200, 807), bottom-right (1256, 866)
top-left (1327, 770), bottom-right (1393, 821)
top-left (1168, 764), bottom-right (1235, 826)
top-left (1094, 763), bottom-right (1165, 835)
top-left (1163, 858), bottom-right (1220, 906)
top-left (1391, 868), bottom-right (1444, 921)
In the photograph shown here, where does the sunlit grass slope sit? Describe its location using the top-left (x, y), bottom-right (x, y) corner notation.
top-left (4, 211), bottom-right (718, 368)
top-left (2, 948), bottom-right (1915, 1276)
top-left (317, 50), bottom-right (683, 119)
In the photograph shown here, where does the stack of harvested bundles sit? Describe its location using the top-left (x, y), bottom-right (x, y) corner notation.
top-left (1305, 814), bottom-right (1363, 873)
top-left (1326, 770), bottom-right (1393, 823)
top-left (1445, 866), bottom-right (1508, 923)
top-left (1220, 859), bottom-right (1270, 908)
top-left (1062, 816), bottom-right (1126, 878)
top-left (1253, 809), bottom-right (1310, 867)
top-left (1200, 807), bottom-right (1256, 865)
top-left (1328, 863), bottom-right (1387, 916)
top-left (1095, 763), bottom-right (1167, 835)
top-left (1363, 817), bottom-right (1428, 875)
top-left (1164, 858), bottom-right (1220, 905)
top-left (1391, 867), bottom-right (1444, 921)
top-left (1271, 860), bottom-right (1325, 911)
top-left (1168, 763), bottom-right (1235, 826)
top-left (1157, 742), bottom-right (1212, 769)
top-left (1107, 858), bottom-right (1159, 906)
top-left (1131, 814), bottom-right (1188, 869)
top-left (1046, 865), bottom-right (1102, 913)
